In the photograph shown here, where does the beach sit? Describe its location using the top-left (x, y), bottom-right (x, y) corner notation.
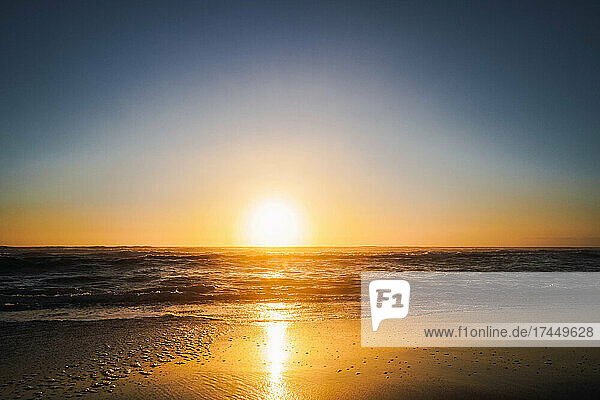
top-left (2, 316), bottom-right (600, 399)
top-left (3, 1), bottom-right (600, 397)
top-left (2, 247), bottom-right (600, 399)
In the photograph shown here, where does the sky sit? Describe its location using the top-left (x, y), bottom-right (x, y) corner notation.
top-left (1, 0), bottom-right (599, 246)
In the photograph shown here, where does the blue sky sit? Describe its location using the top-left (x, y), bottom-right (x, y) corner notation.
top-left (1, 1), bottom-right (599, 245)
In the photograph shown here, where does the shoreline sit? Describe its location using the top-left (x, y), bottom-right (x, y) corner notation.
top-left (2, 316), bottom-right (600, 399)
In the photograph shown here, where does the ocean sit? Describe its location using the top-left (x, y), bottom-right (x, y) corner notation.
top-left (1, 247), bottom-right (599, 322)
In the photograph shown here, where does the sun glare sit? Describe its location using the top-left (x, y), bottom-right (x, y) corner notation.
top-left (246, 198), bottom-right (302, 246)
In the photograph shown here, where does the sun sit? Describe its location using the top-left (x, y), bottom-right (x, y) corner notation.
top-left (245, 198), bottom-right (303, 247)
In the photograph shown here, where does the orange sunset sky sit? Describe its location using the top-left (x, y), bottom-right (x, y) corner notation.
top-left (1, 2), bottom-right (599, 247)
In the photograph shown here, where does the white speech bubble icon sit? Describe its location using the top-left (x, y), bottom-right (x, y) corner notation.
top-left (369, 279), bottom-right (410, 331)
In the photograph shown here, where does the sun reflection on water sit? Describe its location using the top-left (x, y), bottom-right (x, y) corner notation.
top-left (261, 303), bottom-right (292, 400)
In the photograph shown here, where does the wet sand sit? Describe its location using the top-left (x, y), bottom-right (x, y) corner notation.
top-left (2, 317), bottom-right (600, 399)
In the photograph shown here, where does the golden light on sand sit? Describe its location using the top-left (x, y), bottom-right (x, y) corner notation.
top-left (262, 304), bottom-right (291, 400)
top-left (245, 198), bottom-right (303, 246)
top-left (266, 323), bottom-right (287, 379)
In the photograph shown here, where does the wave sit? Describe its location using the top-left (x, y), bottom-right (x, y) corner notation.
top-left (1, 247), bottom-right (599, 319)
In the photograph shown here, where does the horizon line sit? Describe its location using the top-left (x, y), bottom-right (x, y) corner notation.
top-left (1, 244), bottom-right (599, 249)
